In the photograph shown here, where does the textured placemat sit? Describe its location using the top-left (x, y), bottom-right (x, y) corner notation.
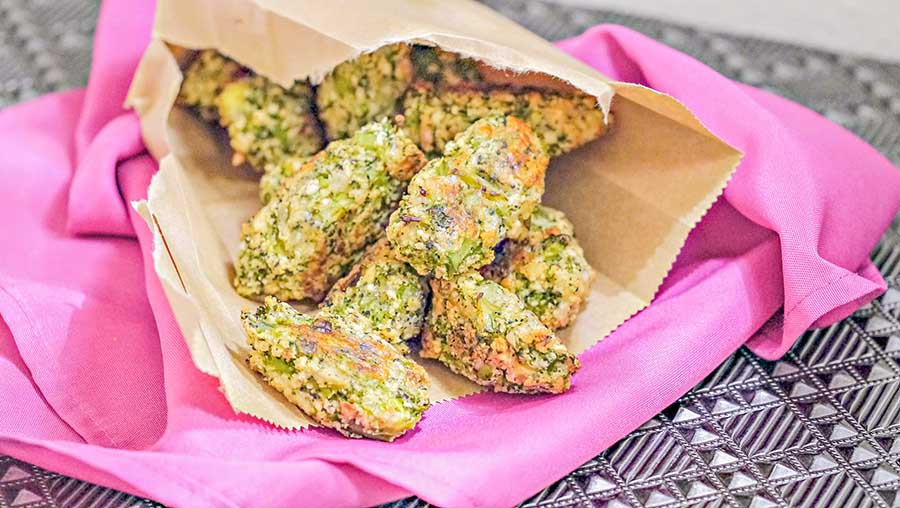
top-left (2, 1), bottom-right (899, 507)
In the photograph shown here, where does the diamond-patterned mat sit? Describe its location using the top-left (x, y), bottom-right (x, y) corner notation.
top-left (2, 0), bottom-right (900, 507)
top-left (0, 456), bottom-right (160, 508)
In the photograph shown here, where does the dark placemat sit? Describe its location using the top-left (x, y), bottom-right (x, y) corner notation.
top-left (2, 1), bottom-right (899, 507)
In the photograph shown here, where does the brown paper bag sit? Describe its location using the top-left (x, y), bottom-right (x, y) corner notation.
top-left (127, 0), bottom-right (742, 429)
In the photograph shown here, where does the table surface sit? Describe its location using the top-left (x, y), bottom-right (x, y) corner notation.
top-left (2, 1), bottom-right (900, 507)
top-left (543, 0), bottom-right (900, 63)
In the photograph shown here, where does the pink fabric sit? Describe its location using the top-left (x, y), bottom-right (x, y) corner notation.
top-left (1, 0), bottom-right (898, 504)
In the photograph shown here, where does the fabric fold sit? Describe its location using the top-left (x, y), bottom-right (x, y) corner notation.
top-left (561, 26), bottom-right (900, 358)
top-left (0, 91), bottom-right (166, 450)
top-left (69, 0), bottom-right (152, 236)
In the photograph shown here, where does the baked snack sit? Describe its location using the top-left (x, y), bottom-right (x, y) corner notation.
top-left (410, 45), bottom-right (483, 88)
top-left (483, 205), bottom-right (594, 330)
top-left (423, 272), bottom-right (580, 393)
top-left (177, 49), bottom-right (245, 121)
top-left (173, 42), bottom-right (606, 440)
top-left (234, 119), bottom-right (427, 302)
top-left (387, 115), bottom-right (548, 278)
top-left (217, 75), bottom-right (324, 168)
top-left (244, 297), bottom-right (430, 440)
top-left (320, 239), bottom-right (429, 351)
top-left (402, 83), bottom-right (607, 157)
top-left (316, 43), bottom-right (415, 140)
top-left (258, 156), bottom-right (309, 205)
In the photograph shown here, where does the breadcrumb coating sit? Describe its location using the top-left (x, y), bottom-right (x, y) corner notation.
top-left (321, 239), bottom-right (429, 351)
top-left (234, 120), bottom-right (427, 302)
top-left (422, 272), bottom-right (580, 393)
top-left (317, 43), bottom-right (415, 140)
top-left (387, 115), bottom-right (548, 278)
top-left (484, 206), bottom-right (595, 330)
top-left (402, 83), bottom-right (607, 157)
top-left (217, 75), bottom-right (324, 169)
top-left (244, 297), bottom-right (430, 440)
top-left (177, 49), bottom-right (245, 121)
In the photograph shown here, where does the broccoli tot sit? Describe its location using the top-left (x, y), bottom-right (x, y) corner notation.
top-left (177, 49), bottom-right (245, 121)
top-left (422, 272), bottom-right (580, 394)
top-left (317, 43), bottom-right (415, 140)
top-left (387, 115), bottom-right (549, 278)
top-left (520, 203), bottom-right (575, 239)
top-left (320, 239), bottom-right (429, 351)
top-left (217, 75), bottom-right (324, 169)
top-left (234, 119), bottom-right (427, 302)
top-left (483, 206), bottom-right (595, 330)
top-left (410, 45), bottom-right (484, 88)
top-left (244, 297), bottom-right (430, 441)
top-left (258, 157), bottom-right (308, 205)
top-left (402, 83), bottom-right (607, 158)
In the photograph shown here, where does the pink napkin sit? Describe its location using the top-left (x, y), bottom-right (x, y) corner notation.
top-left (1, 0), bottom-right (899, 505)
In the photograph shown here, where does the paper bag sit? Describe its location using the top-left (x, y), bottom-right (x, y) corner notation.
top-left (128, 0), bottom-right (742, 429)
